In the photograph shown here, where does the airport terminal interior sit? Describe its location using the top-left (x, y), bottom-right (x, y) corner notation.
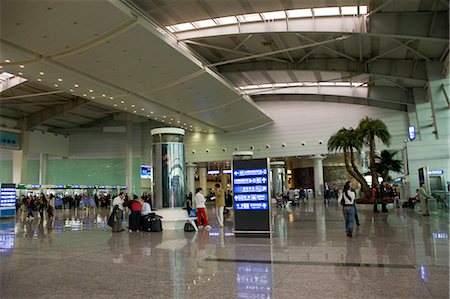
top-left (0, 0), bottom-right (449, 298)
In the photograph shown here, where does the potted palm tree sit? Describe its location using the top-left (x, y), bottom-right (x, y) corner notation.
top-left (375, 150), bottom-right (403, 182)
top-left (357, 117), bottom-right (392, 212)
top-left (328, 128), bottom-right (371, 199)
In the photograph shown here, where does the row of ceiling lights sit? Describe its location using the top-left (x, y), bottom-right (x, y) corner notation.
top-left (167, 5), bottom-right (368, 32)
top-left (191, 141), bottom-right (326, 154)
top-left (2, 61), bottom-right (213, 134)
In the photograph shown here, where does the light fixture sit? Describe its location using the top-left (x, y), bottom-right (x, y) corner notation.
top-left (19, 65), bottom-right (24, 68)
top-left (83, 93), bottom-right (87, 96)
top-left (5, 59), bottom-right (11, 63)
top-left (124, 107), bottom-right (128, 110)
top-left (120, 100), bottom-right (125, 104)
top-left (18, 72), bottom-right (23, 75)
top-left (89, 89), bottom-right (93, 93)
top-left (133, 110), bottom-right (137, 113)
top-left (150, 111), bottom-right (154, 114)
top-left (110, 96), bottom-right (114, 100)
top-left (69, 89), bottom-right (74, 92)
top-left (163, 116), bottom-right (166, 118)
top-left (54, 84), bottom-right (58, 87)
top-left (37, 78), bottom-right (42, 82)
top-left (114, 104), bottom-right (118, 107)
top-left (91, 96), bottom-right (95, 99)
top-left (177, 121), bottom-right (180, 123)
top-left (141, 108), bottom-right (144, 111)
top-left (57, 78), bottom-right (62, 82)
top-left (102, 94), bottom-right (106, 97)
top-left (131, 104), bottom-right (135, 107)
top-left (74, 84), bottom-right (79, 88)
top-left (39, 71), bottom-right (44, 75)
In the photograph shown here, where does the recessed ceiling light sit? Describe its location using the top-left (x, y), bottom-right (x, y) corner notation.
top-left (184, 123), bottom-right (187, 125)
top-left (162, 120), bottom-right (165, 122)
top-left (120, 100), bottom-right (125, 104)
top-left (37, 78), bottom-right (42, 82)
top-left (133, 110), bottom-right (137, 113)
top-left (150, 111), bottom-right (154, 114)
top-left (69, 89), bottom-right (74, 92)
top-left (177, 121), bottom-right (180, 123)
top-left (102, 94), bottom-right (106, 97)
top-left (168, 122), bottom-right (172, 124)
top-left (146, 115), bottom-right (150, 117)
top-left (39, 71), bottom-right (44, 75)
top-left (131, 104), bottom-right (135, 107)
top-left (110, 96), bottom-right (114, 100)
top-left (190, 125), bottom-right (193, 127)
top-left (74, 84), bottom-right (79, 88)
top-left (18, 72), bottom-right (23, 75)
top-left (154, 117), bottom-right (158, 120)
top-left (163, 116), bottom-right (166, 118)
top-left (5, 59), bottom-right (11, 63)
top-left (114, 104), bottom-right (118, 107)
top-left (54, 84), bottom-right (59, 87)
top-left (124, 107), bottom-right (128, 110)
top-left (89, 89), bottom-right (93, 93)
top-left (141, 108), bottom-right (144, 111)
top-left (83, 93), bottom-right (87, 96)
top-left (170, 118), bottom-right (173, 121)
top-left (91, 96), bottom-right (95, 99)
top-left (57, 78), bottom-right (62, 82)
top-left (19, 65), bottom-right (24, 68)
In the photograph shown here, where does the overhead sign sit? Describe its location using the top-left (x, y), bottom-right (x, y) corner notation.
top-left (207, 170), bottom-right (220, 175)
top-left (0, 131), bottom-right (21, 150)
top-left (428, 170), bottom-right (444, 175)
top-left (233, 158), bottom-right (271, 236)
top-left (408, 125), bottom-right (416, 140)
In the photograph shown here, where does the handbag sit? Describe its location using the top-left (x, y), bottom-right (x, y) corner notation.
top-left (184, 222), bottom-right (195, 232)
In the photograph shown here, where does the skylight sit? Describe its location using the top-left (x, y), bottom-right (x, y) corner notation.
top-left (167, 5), bottom-right (369, 33)
top-left (313, 7), bottom-right (340, 17)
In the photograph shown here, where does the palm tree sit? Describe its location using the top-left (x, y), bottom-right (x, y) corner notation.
top-left (357, 117), bottom-right (392, 187)
top-left (328, 128), bottom-right (371, 198)
top-left (376, 150), bottom-right (403, 182)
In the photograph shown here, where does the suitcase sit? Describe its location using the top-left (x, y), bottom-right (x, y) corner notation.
top-left (150, 218), bottom-right (162, 232)
top-left (141, 216), bottom-right (152, 232)
top-left (184, 222), bottom-right (195, 232)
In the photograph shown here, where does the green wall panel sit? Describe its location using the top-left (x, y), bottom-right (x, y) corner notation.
top-left (0, 160), bottom-right (12, 183)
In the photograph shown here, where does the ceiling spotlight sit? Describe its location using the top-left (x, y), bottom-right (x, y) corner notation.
top-left (57, 78), bottom-right (62, 82)
top-left (69, 89), bottom-right (74, 92)
top-left (114, 104), bottom-right (118, 107)
top-left (54, 84), bottom-right (58, 87)
top-left (102, 94), bottom-right (106, 97)
top-left (133, 110), bottom-right (137, 113)
top-left (39, 71), bottom-right (44, 75)
top-left (37, 78), bottom-right (42, 82)
top-left (91, 96), bottom-right (95, 99)
top-left (131, 104), bottom-right (135, 107)
top-left (110, 96), bottom-right (114, 100)
top-left (89, 89), bottom-right (93, 93)
top-left (124, 107), bottom-right (128, 110)
top-left (5, 59), bottom-right (11, 63)
top-left (120, 100), bottom-right (125, 104)
top-left (19, 65), bottom-right (24, 68)
top-left (83, 93), bottom-right (87, 96)
top-left (74, 84), bottom-right (79, 88)
top-left (141, 108), bottom-right (144, 111)
top-left (150, 111), bottom-right (154, 114)
top-left (18, 72), bottom-right (23, 75)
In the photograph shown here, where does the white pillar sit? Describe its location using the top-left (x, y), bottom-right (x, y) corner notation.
top-left (312, 154), bottom-right (325, 199)
top-left (39, 153), bottom-right (48, 185)
top-left (126, 120), bottom-right (133, 198)
top-left (198, 166), bottom-right (208, 197)
top-left (12, 124), bottom-right (29, 184)
top-left (186, 163), bottom-right (196, 197)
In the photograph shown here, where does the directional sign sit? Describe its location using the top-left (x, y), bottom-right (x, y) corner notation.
top-left (234, 177), bottom-right (268, 185)
top-left (234, 185), bottom-right (268, 194)
top-left (235, 202), bottom-right (268, 210)
top-left (234, 194), bottom-right (268, 202)
top-left (233, 169), bottom-right (267, 177)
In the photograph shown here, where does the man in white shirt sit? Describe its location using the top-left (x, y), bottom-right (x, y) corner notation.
top-left (112, 192), bottom-right (125, 220)
top-left (140, 198), bottom-right (152, 216)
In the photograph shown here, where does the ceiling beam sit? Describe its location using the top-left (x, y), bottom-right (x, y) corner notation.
top-left (296, 33), bottom-right (357, 62)
top-left (393, 39), bottom-right (432, 62)
top-left (183, 40), bottom-right (287, 63)
top-left (25, 97), bottom-right (90, 130)
top-left (208, 35), bottom-right (351, 67)
top-left (366, 40), bottom-right (414, 63)
top-left (0, 90), bottom-right (65, 101)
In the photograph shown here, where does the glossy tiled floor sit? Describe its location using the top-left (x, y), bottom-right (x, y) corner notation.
top-left (1, 200), bottom-right (448, 298)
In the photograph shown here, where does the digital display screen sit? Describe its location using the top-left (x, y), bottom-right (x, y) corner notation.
top-left (233, 167), bottom-right (269, 211)
top-left (1, 184), bottom-right (16, 208)
top-left (141, 165), bottom-right (152, 179)
top-left (408, 125), bottom-right (416, 140)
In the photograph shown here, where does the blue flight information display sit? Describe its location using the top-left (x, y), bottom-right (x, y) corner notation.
top-left (233, 167), bottom-right (270, 211)
top-left (1, 183), bottom-right (16, 217)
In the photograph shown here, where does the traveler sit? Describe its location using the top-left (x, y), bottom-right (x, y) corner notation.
top-left (112, 192), bottom-right (125, 220)
top-left (128, 198), bottom-right (142, 232)
top-left (26, 196), bottom-right (35, 220)
top-left (47, 194), bottom-right (55, 219)
top-left (214, 183), bottom-right (225, 228)
top-left (419, 183), bottom-right (432, 216)
top-left (195, 188), bottom-right (211, 230)
top-left (140, 198), bottom-right (152, 217)
top-left (38, 194), bottom-right (47, 219)
top-left (340, 181), bottom-right (355, 237)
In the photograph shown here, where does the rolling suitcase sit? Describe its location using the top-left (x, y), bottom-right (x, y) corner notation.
top-left (141, 216), bottom-right (152, 232)
top-left (150, 218), bottom-right (163, 232)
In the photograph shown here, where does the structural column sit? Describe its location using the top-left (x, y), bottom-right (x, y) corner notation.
top-left (38, 153), bottom-right (48, 185)
top-left (151, 128), bottom-right (186, 209)
top-left (198, 165), bottom-right (208, 197)
top-left (125, 119), bottom-right (134, 198)
top-left (270, 161), bottom-right (286, 198)
top-left (186, 163), bottom-right (196, 198)
top-left (12, 122), bottom-right (29, 184)
top-left (312, 154), bottom-right (325, 199)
